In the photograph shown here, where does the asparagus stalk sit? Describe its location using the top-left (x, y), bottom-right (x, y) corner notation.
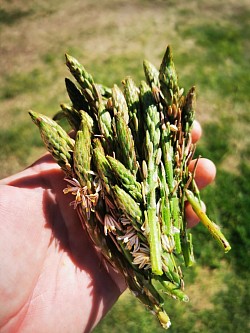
top-left (140, 81), bottom-right (163, 275)
top-left (185, 189), bottom-right (231, 253)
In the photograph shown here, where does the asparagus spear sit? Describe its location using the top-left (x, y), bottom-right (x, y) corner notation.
top-left (29, 111), bottom-right (74, 174)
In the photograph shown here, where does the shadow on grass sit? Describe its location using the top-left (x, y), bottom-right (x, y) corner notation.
top-left (0, 8), bottom-right (32, 26)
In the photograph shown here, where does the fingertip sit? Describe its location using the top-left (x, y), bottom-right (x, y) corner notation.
top-left (189, 158), bottom-right (216, 190)
top-left (186, 201), bottom-right (206, 228)
top-left (191, 120), bottom-right (202, 143)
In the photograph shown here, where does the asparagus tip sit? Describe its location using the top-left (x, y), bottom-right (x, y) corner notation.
top-left (28, 110), bottom-right (40, 125)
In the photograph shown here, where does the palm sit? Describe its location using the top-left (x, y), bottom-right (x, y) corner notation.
top-left (0, 155), bottom-right (125, 333)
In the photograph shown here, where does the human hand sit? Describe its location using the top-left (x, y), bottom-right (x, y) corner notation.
top-left (0, 155), bottom-right (126, 333)
top-left (0, 120), bottom-right (215, 333)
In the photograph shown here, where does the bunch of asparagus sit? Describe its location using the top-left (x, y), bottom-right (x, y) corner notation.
top-left (29, 46), bottom-right (231, 329)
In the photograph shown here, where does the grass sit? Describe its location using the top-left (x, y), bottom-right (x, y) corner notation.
top-left (179, 17), bottom-right (250, 101)
top-left (0, 0), bottom-right (249, 332)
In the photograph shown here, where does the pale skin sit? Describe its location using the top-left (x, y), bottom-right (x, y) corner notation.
top-left (0, 120), bottom-right (216, 333)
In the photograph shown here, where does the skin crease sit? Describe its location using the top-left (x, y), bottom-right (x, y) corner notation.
top-left (0, 120), bottom-right (216, 333)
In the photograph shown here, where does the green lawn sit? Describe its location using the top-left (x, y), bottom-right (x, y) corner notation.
top-left (1, 0), bottom-right (249, 332)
